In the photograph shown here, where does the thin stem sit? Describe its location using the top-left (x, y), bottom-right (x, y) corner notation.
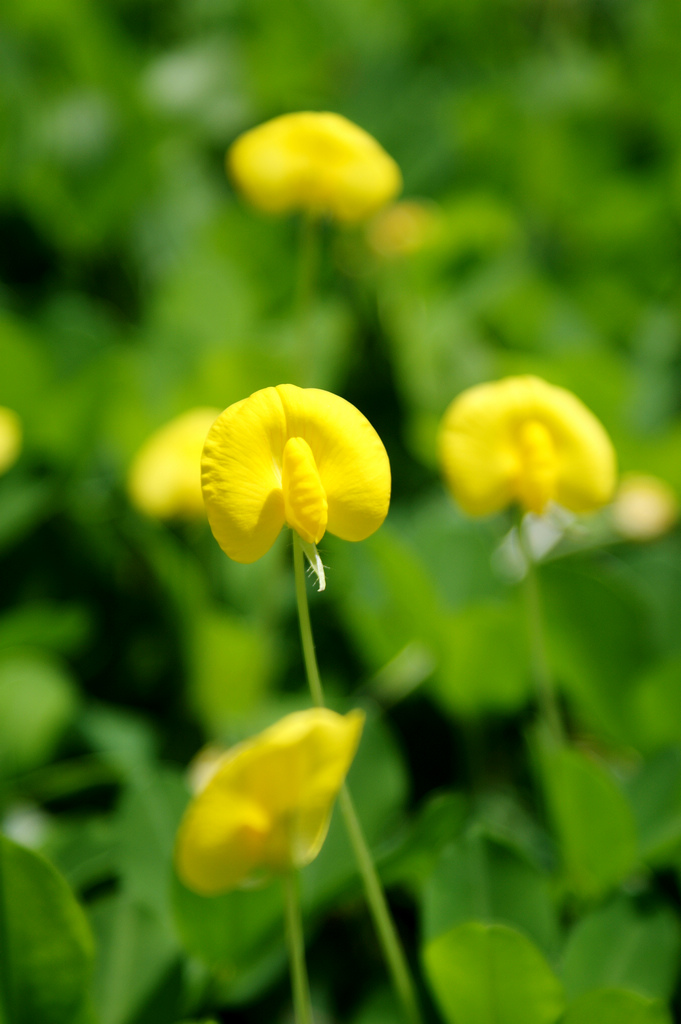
top-left (338, 786), bottom-right (423, 1024)
top-left (516, 514), bottom-right (565, 745)
top-left (282, 871), bottom-right (314, 1024)
top-left (292, 532), bottom-right (324, 707)
top-left (296, 212), bottom-right (320, 386)
top-left (291, 532), bottom-right (424, 1024)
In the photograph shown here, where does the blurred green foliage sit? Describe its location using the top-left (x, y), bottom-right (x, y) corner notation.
top-left (3, 0), bottom-right (681, 1021)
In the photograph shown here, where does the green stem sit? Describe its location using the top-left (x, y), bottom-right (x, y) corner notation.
top-left (0, 835), bottom-right (11, 1024)
top-left (296, 212), bottom-right (320, 386)
top-left (292, 533), bottom-right (324, 707)
top-left (338, 786), bottom-right (423, 1024)
top-left (516, 513), bottom-right (565, 745)
top-left (291, 533), bottom-right (423, 1024)
top-left (282, 871), bottom-right (314, 1024)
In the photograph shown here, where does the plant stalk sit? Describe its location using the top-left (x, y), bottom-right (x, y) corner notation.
top-left (291, 532), bottom-right (423, 1024)
top-left (516, 514), bottom-right (565, 745)
top-left (282, 871), bottom-right (314, 1024)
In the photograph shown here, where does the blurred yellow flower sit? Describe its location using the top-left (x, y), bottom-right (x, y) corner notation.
top-left (0, 407), bottom-right (22, 476)
top-left (366, 200), bottom-right (441, 257)
top-left (611, 472), bottom-right (678, 541)
top-left (128, 408), bottom-right (220, 520)
top-left (228, 112), bottom-right (402, 223)
top-left (438, 376), bottom-right (616, 516)
top-left (202, 384), bottom-right (391, 568)
top-left (175, 707), bottom-right (364, 895)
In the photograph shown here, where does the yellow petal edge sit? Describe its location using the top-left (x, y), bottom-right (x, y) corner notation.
top-left (175, 707), bottom-right (365, 895)
top-left (438, 375), bottom-right (617, 516)
top-left (228, 112), bottom-right (402, 223)
top-left (0, 407), bottom-right (22, 477)
top-left (201, 384), bottom-right (391, 563)
top-left (128, 408), bottom-right (220, 520)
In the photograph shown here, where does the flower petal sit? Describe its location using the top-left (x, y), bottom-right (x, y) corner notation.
top-left (202, 388), bottom-right (287, 563)
top-left (276, 385), bottom-right (391, 542)
top-left (439, 376), bottom-right (616, 516)
top-left (0, 407), bottom-right (22, 477)
top-left (228, 112), bottom-right (402, 223)
top-left (174, 708), bottom-right (364, 895)
top-left (128, 408), bottom-right (219, 520)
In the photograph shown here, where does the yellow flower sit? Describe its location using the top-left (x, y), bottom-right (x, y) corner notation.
top-left (611, 473), bottom-right (678, 541)
top-left (175, 707), bottom-right (365, 895)
top-left (0, 407), bottom-right (22, 476)
top-left (438, 376), bottom-right (616, 516)
top-left (228, 112), bottom-right (402, 223)
top-left (202, 385), bottom-right (391, 579)
top-left (128, 408), bottom-right (220, 520)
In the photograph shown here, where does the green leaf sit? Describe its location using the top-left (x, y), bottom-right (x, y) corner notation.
top-left (625, 746), bottom-right (681, 863)
top-left (0, 834), bottom-right (95, 1024)
top-left (543, 561), bottom-right (652, 744)
top-left (628, 655), bottom-right (681, 754)
top-left (436, 598), bottom-right (531, 716)
top-left (116, 765), bottom-right (189, 925)
top-left (0, 602), bottom-right (90, 657)
top-left (537, 740), bottom-right (638, 898)
top-left (423, 921), bottom-right (565, 1024)
top-left (90, 891), bottom-right (179, 1024)
top-left (422, 831), bottom-right (559, 955)
top-left (189, 610), bottom-right (274, 734)
top-left (0, 653), bottom-right (79, 776)
top-left (560, 896), bottom-right (681, 1002)
top-left (561, 989), bottom-right (672, 1024)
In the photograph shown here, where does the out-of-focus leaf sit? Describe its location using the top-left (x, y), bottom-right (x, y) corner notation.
top-left (561, 991), bottom-right (672, 1024)
top-left (80, 704), bottom-right (157, 780)
top-left (625, 746), bottom-right (681, 864)
top-left (0, 602), bottom-right (90, 656)
top-left (0, 834), bottom-right (95, 1024)
top-left (0, 652), bottom-right (79, 776)
top-left (117, 765), bottom-right (188, 925)
top-left (422, 831), bottom-right (559, 955)
top-left (560, 896), bottom-right (681, 1002)
top-left (536, 739), bottom-right (638, 899)
top-left (350, 988), bottom-right (404, 1024)
top-left (43, 815), bottom-right (118, 893)
top-left (435, 598), bottom-right (531, 716)
top-left (423, 921), bottom-right (565, 1024)
top-left (189, 610), bottom-right (274, 734)
top-left (542, 561), bottom-right (652, 744)
top-left (628, 656), bottom-right (681, 754)
top-left (334, 528), bottom-right (530, 716)
top-left (381, 790), bottom-right (467, 889)
top-left (90, 891), bottom-right (179, 1024)
top-left (0, 478), bottom-right (55, 553)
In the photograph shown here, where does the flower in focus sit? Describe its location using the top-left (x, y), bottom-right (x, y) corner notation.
top-left (0, 407), bottom-right (22, 476)
top-left (228, 112), bottom-right (402, 223)
top-left (438, 376), bottom-right (616, 516)
top-left (366, 200), bottom-right (441, 258)
top-left (128, 408), bottom-right (220, 520)
top-left (611, 473), bottom-right (678, 541)
top-left (202, 385), bottom-right (391, 586)
top-left (175, 707), bottom-right (364, 895)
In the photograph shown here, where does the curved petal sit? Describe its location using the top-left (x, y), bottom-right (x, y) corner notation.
top-left (276, 385), bottom-right (391, 542)
top-left (439, 376), bottom-right (616, 516)
top-left (174, 708), bottom-right (364, 895)
top-left (128, 408), bottom-right (219, 520)
top-left (202, 388), bottom-right (287, 563)
top-left (228, 112), bottom-right (402, 223)
top-left (282, 436), bottom-right (328, 544)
